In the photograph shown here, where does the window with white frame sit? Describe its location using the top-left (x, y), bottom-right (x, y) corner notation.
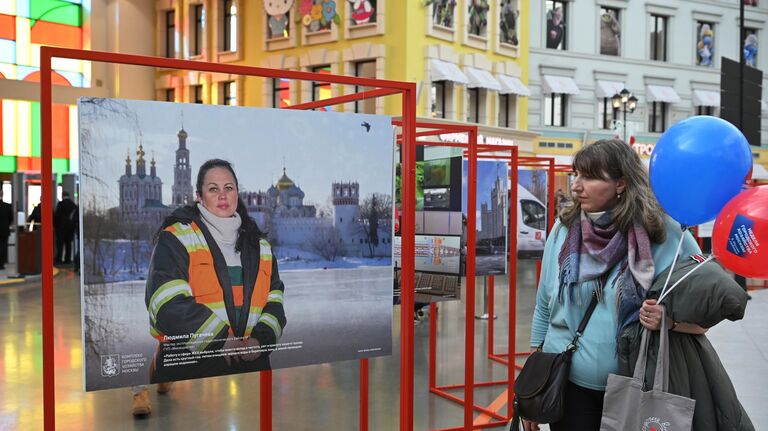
top-left (349, 0), bottom-right (377, 26)
top-left (649, 102), bottom-right (667, 132)
top-left (545, 1), bottom-right (566, 50)
top-left (468, 0), bottom-right (490, 37)
top-left (696, 105), bottom-right (715, 116)
top-left (191, 4), bottom-right (205, 56)
top-left (649, 14), bottom-right (667, 61)
top-left (599, 7), bottom-right (621, 56)
top-left (221, 81), bottom-right (237, 105)
top-left (467, 88), bottom-right (480, 123)
top-left (544, 93), bottom-right (566, 127)
top-left (744, 28), bottom-right (758, 68)
top-left (192, 85), bottom-right (204, 104)
top-left (499, 0), bottom-right (519, 46)
top-left (222, 0), bottom-right (237, 51)
top-left (354, 60), bottom-right (376, 114)
top-left (432, 81), bottom-right (447, 119)
top-left (696, 21), bottom-right (715, 67)
top-left (311, 65), bottom-right (332, 111)
top-left (433, 0), bottom-right (457, 28)
top-left (164, 10), bottom-right (176, 58)
top-left (272, 78), bottom-right (291, 108)
top-left (498, 94), bottom-right (517, 127)
top-left (598, 98), bottom-right (614, 129)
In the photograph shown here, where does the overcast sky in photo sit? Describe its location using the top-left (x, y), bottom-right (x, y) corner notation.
top-left (78, 98), bottom-right (395, 211)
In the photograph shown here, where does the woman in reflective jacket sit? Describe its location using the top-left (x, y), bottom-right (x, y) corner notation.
top-left (145, 159), bottom-right (286, 383)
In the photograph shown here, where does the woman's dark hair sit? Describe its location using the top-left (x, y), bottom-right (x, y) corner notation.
top-left (559, 139), bottom-right (667, 243)
top-left (195, 158), bottom-right (263, 251)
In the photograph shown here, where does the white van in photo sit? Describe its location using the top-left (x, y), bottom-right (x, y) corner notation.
top-left (516, 185), bottom-right (546, 259)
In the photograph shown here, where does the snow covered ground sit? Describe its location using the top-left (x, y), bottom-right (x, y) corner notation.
top-left (273, 246), bottom-right (392, 271)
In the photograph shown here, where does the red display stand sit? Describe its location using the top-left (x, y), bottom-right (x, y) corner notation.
top-left (39, 47), bottom-right (418, 431)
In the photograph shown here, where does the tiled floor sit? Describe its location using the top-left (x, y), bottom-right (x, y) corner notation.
top-left (0, 262), bottom-right (764, 430)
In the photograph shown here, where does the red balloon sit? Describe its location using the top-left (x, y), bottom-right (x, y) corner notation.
top-left (712, 186), bottom-right (768, 279)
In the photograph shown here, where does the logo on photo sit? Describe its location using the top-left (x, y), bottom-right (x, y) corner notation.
top-left (642, 416), bottom-right (670, 431)
top-left (101, 354), bottom-right (120, 377)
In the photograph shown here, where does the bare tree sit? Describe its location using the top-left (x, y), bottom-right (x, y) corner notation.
top-left (358, 193), bottom-right (392, 257)
top-left (309, 226), bottom-right (343, 262)
top-left (79, 98), bottom-right (143, 210)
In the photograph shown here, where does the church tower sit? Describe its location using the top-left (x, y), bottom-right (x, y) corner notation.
top-left (172, 126), bottom-right (193, 206)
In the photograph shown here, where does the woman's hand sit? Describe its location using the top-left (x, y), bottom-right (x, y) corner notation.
top-left (639, 299), bottom-right (666, 331)
top-left (222, 338), bottom-right (243, 367)
top-left (240, 338), bottom-right (262, 362)
top-left (522, 419), bottom-right (540, 431)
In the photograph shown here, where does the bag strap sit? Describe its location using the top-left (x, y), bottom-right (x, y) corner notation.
top-left (653, 306), bottom-right (670, 391)
top-left (632, 306), bottom-right (670, 392)
top-left (566, 291), bottom-right (599, 352)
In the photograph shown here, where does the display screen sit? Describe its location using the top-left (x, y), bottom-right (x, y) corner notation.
top-left (423, 158), bottom-right (451, 187)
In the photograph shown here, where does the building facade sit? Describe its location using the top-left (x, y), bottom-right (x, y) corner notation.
top-left (0, 0), bottom-right (156, 216)
top-left (151, 0), bottom-right (537, 154)
top-left (528, 0), bottom-right (768, 175)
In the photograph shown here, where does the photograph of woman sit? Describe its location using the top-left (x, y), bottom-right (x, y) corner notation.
top-left (145, 159), bottom-right (286, 383)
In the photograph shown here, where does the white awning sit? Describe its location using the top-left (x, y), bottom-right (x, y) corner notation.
top-left (692, 89), bottom-right (720, 107)
top-left (430, 59), bottom-right (468, 85)
top-left (646, 85), bottom-right (681, 103)
top-left (542, 75), bottom-right (580, 95)
top-left (464, 67), bottom-right (501, 91)
top-left (753, 163), bottom-right (768, 180)
top-left (497, 75), bottom-right (530, 96)
top-left (595, 80), bottom-right (625, 99)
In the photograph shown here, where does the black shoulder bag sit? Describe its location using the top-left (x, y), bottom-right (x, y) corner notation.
top-left (509, 292), bottom-right (599, 430)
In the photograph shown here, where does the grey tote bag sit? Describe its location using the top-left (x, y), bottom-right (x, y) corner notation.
top-left (600, 307), bottom-right (695, 431)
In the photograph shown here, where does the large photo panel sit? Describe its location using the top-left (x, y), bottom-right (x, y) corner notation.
top-left (79, 98), bottom-right (394, 391)
top-left (462, 160), bottom-right (509, 275)
top-left (393, 146), bottom-right (464, 302)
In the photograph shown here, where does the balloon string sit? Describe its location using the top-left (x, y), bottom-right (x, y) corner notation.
top-left (658, 255), bottom-right (715, 303)
top-left (658, 225), bottom-right (687, 301)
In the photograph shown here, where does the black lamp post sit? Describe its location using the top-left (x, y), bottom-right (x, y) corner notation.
top-left (611, 88), bottom-right (638, 143)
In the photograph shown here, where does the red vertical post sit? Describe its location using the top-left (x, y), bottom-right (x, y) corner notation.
top-left (399, 86), bottom-right (417, 431)
top-left (429, 302), bottom-right (437, 389)
top-left (40, 47), bottom-right (55, 431)
top-left (360, 359), bottom-right (368, 431)
top-left (487, 275), bottom-right (495, 357)
top-left (547, 159), bottom-right (556, 233)
top-left (260, 370), bottom-right (272, 430)
top-left (508, 148), bottom-right (519, 418)
top-left (464, 127), bottom-right (478, 430)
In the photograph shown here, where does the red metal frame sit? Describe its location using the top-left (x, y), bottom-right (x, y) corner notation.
top-left (395, 122), bottom-right (486, 429)
top-left (418, 135), bottom-right (525, 429)
top-left (485, 159), bottom-right (571, 387)
top-left (39, 47), bottom-right (418, 431)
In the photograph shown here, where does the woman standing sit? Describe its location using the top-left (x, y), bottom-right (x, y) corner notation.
top-left (524, 140), bottom-right (699, 431)
top-left (146, 158), bottom-right (286, 383)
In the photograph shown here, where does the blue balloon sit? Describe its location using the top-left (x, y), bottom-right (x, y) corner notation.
top-left (650, 116), bottom-right (752, 226)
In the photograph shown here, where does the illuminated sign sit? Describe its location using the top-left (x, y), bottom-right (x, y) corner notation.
top-left (632, 142), bottom-right (655, 156)
top-left (438, 133), bottom-right (516, 147)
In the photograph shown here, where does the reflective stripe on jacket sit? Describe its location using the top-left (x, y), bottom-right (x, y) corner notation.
top-left (147, 219), bottom-right (285, 353)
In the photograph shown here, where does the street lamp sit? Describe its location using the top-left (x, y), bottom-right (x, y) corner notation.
top-left (611, 89), bottom-right (638, 143)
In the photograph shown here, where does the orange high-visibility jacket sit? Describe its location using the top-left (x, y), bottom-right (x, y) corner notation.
top-left (145, 206), bottom-right (286, 381)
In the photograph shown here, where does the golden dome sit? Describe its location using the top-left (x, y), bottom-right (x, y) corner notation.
top-left (276, 167), bottom-right (295, 191)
